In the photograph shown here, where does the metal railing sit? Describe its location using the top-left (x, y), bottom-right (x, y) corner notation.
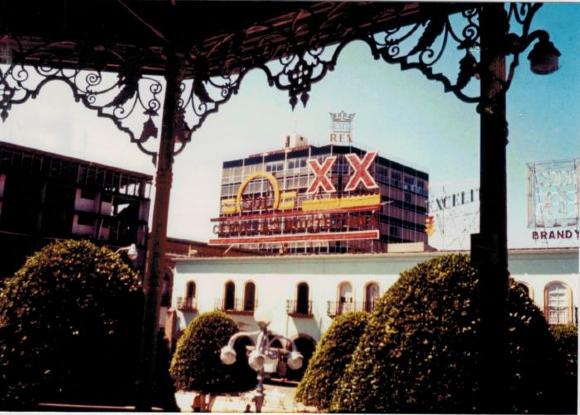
top-left (327, 300), bottom-right (378, 317)
top-left (546, 306), bottom-right (574, 325)
top-left (176, 296), bottom-right (197, 312)
top-left (215, 298), bottom-right (257, 314)
top-left (286, 300), bottom-right (313, 317)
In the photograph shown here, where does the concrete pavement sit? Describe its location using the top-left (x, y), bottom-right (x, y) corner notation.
top-left (175, 383), bottom-right (318, 413)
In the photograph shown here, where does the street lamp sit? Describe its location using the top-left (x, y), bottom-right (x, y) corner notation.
top-left (220, 306), bottom-right (304, 413)
top-left (528, 36), bottom-right (560, 75)
top-left (116, 243), bottom-right (139, 261)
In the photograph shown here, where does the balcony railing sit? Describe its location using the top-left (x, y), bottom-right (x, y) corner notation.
top-left (176, 296), bottom-right (197, 312)
top-left (546, 306), bottom-right (575, 325)
top-left (327, 300), bottom-right (378, 317)
top-left (215, 298), bottom-right (257, 315)
top-left (286, 300), bottom-right (313, 318)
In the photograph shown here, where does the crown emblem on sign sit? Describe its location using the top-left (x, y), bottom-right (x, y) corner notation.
top-left (330, 111), bottom-right (355, 123)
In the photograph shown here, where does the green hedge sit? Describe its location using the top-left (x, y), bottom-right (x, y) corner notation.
top-left (0, 240), bottom-right (143, 409)
top-left (330, 254), bottom-right (572, 414)
top-left (295, 311), bottom-right (368, 410)
top-left (169, 311), bottom-right (256, 394)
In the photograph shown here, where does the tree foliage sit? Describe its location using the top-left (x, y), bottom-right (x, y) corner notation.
top-left (0, 240), bottom-right (143, 409)
top-left (330, 254), bottom-right (573, 414)
top-left (169, 311), bottom-right (256, 396)
top-left (295, 311), bottom-right (368, 410)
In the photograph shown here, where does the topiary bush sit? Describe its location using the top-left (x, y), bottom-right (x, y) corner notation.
top-left (330, 254), bottom-right (572, 414)
top-left (169, 311), bottom-right (256, 411)
top-left (0, 239), bottom-right (143, 410)
top-left (549, 324), bottom-right (578, 405)
top-left (550, 324), bottom-right (578, 380)
top-left (295, 311), bottom-right (368, 411)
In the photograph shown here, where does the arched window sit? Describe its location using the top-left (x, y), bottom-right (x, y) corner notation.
top-left (244, 282), bottom-right (256, 311)
top-left (545, 282), bottom-right (572, 324)
top-left (338, 282), bottom-right (353, 314)
top-left (296, 282), bottom-right (310, 315)
top-left (224, 281), bottom-right (236, 311)
top-left (186, 281), bottom-right (196, 299)
top-left (365, 282), bottom-right (380, 312)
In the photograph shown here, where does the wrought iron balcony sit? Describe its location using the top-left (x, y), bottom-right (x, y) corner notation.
top-left (176, 296), bottom-right (197, 312)
top-left (327, 300), bottom-right (378, 317)
top-left (215, 298), bottom-right (257, 315)
top-left (286, 300), bottom-right (313, 318)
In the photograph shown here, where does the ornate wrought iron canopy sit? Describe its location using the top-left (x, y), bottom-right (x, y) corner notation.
top-left (0, 2), bottom-right (552, 159)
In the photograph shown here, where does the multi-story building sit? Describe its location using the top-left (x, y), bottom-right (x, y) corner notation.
top-left (210, 134), bottom-right (429, 254)
top-left (0, 141), bottom-right (152, 278)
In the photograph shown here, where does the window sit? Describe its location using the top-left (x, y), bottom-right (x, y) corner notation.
top-left (296, 282), bottom-right (310, 315)
top-left (244, 282), bottom-right (256, 312)
top-left (365, 282), bottom-right (380, 312)
top-left (338, 282), bottom-right (354, 314)
top-left (77, 212), bottom-right (95, 226)
top-left (224, 281), bottom-right (235, 311)
top-left (80, 187), bottom-right (97, 200)
top-left (391, 172), bottom-right (401, 181)
top-left (186, 281), bottom-right (196, 299)
top-left (545, 282), bottom-right (572, 324)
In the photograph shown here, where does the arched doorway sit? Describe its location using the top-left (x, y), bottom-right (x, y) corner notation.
top-left (296, 282), bottom-right (310, 315)
top-left (244, 281), bottom-right (256, 312)
top-left (364, 282), bottom-right (380, 312)
top-left (338, 281), bottom-right (354, 315)
top-left (286, 335), bottom-right (316, 381)
top-left (224, 281), bottom-right (236, 311)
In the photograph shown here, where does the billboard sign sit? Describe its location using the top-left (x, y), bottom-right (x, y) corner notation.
top-left (210, 151), bottom-right (381, 246)
top-left (527, 159), bottom-right (579, 229)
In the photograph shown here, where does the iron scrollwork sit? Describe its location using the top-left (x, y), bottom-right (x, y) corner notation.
top-left (0, 37), bottom-right (163, 158)
top-left (170, 7), bottom-right (483, 147)
top-left (261, 39), bottom-right (339, 110)
top-left (1, 3), bottom-right (554, 159)
top-left (174, 71), bottom-right (243, 155)
top-left (369, 7), bottom-right (481, 104)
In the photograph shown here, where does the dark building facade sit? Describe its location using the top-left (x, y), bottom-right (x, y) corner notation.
top-left (210, 134), bottom-right (429, 254)
top-left (0, 141), bottom-right (152, 278)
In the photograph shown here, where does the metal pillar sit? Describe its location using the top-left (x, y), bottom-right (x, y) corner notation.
top-left (471, 4), bottom-right (510, 413)
top-left (136, 50), bottom-right (181, 411)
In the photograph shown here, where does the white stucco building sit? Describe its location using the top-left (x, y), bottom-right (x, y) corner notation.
top-left (167, 246), bottom-right (578, 376)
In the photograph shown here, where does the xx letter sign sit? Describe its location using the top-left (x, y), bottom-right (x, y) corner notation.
top-left (307, 156), bottom-right (337, 194)
top-left (344, 152), bottom-right (378, 191)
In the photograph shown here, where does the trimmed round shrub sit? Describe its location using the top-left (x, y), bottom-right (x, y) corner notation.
top-left (330, 254), bottom-right (571, 414)
top-left (550, 324), bottom-right (578, 380)
top-left (550, 324), bottom-right (578, 404)
top-left (0, 240), bottom-right (143, 409)
top-left (295, 311), bottom-right (368, 410)
top-left (170, 311), bottom-right (256, 397)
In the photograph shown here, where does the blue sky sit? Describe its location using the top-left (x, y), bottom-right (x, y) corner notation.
top-left (1, 3), bottom-right (579, 250)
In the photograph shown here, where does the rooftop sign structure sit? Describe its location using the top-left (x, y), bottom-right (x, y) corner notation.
top-left (528, 159), bottom-right (579, 242)
top-left (329, 111), bottom-right (355, 144)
